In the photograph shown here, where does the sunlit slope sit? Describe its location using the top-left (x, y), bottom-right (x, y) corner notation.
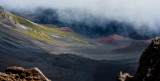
top-left (6, 12), bottom-right (95, 48)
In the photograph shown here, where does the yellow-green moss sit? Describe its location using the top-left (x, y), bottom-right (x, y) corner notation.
top-left (7, 12), bottom-right (95, 48)
top-left (71, 37), bottom-right (87, 44)
top-left (25, 29), bottom-right (52, 40)
top-left (84, 45), bottom-right (96, 48)
top-left (7, 12), bottom-right (35, 28)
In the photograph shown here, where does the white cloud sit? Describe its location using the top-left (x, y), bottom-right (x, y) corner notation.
top-left (1, 0), bottom-right (160, 31)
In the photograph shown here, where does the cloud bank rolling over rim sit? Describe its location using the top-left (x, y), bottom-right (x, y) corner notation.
top-left (1, 0), bottom-right (160, 32)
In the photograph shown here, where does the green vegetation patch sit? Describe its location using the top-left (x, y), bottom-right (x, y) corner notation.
top-left (7, 12), bottom-right (34, 28)
top-left (7, 12), bottom-right (95, 48)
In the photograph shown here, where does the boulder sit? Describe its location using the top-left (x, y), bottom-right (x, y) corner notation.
top-left (0, 66), bottom-right (50, 81)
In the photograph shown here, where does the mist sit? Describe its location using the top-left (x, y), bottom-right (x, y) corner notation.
top-left (1, 0), bottom-right (160, 33)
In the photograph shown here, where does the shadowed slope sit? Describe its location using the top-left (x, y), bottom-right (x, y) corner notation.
top-left (117, 37), bottom-right (160, 81)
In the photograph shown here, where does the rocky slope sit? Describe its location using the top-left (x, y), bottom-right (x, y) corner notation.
top-left (0, 6), bottom-right (97, 54)
top-left (117, 37), bottom-right (160, 81)
top-left (0, 66), bottom-right (50, 81)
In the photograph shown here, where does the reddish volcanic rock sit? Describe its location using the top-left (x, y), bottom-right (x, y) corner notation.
top-left (96, 34), bottom-right (131, 42)
top-left (145, 38), bottom-right (153, 43)
top-left (60, 27), bottom-right (74, 33)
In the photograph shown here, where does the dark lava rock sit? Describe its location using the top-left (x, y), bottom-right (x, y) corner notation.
top-left (0, 66), bottom-right (50, 81)
top-left (117, 37), bottom-right (160, 81)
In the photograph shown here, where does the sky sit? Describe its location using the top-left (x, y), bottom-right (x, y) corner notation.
top-left (1, 0), bottom-right (160, 31)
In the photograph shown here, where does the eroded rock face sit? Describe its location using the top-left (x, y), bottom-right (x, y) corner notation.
top-left (0, 6), bottom-right (26, 29)
top-left (0, 66), bottom-right (50, 81)
top-left (0, 6), bottom-right (18, 24)
top-left (117, 37), bottom-right (160, 81)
